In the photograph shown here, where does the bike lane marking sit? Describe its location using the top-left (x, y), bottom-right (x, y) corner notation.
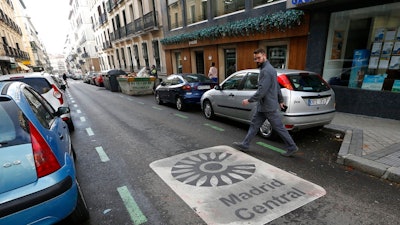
top-left (95, 146), bottom-right (110, 162)
top-left (150, 145), bottom-right (326, 225)
top-left (117, 186), bottom-right (148, 225)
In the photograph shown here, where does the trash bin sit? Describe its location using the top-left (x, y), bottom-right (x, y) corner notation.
top-left (117, 76), bottom-right (156, 95)
top-left (103, 69), bottom-right (127, 92)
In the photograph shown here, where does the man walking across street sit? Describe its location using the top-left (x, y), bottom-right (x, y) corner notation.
top-left (233, 48), bottom-right (298, 157)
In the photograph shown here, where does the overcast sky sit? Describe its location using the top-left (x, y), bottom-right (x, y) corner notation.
top-left (23, 0), bottom-right (70, 55)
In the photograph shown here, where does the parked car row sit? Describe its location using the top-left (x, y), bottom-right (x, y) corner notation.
top-left (153, 69), bottom-right (336, 139)
top-left (0, 79), bottom-right (89, 223)
top-left (83, 69), bottom-right (127, 90)
top-left (0, 72), bottom-right (75, 132)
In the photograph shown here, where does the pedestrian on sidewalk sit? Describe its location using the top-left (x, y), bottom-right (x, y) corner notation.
top-left (232, 48), bottom-right (298, 157)
top-left (208, 62), bottom-right (218, 82)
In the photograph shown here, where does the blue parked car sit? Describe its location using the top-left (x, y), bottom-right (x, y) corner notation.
top-left (154, 73), bottom-right (217, 111)
top-left (0, 81), bottom-right (89, 224)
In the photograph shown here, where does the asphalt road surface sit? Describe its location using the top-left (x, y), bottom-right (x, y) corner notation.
top-left (58, 80), bottom-right (400, 225)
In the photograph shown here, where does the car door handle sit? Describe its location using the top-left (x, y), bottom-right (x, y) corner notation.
top-left (59, 134), bottom-right (64, 140)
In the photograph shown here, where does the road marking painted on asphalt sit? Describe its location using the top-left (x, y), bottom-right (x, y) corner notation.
top-left (204, 123), bottom-right (225, 131)
top-left (77, 109), bottom-right (82, 113)
top-left (256, 142), bottom-right (285, 154)
top-left (150, 145), bottom-right (326, 225)
top-left (117, 186), bottom-right (148, 225)
top-left (137, 101), bottom-right (145, 105)
top-left (128, 98), bottom-right (134, 101)
top-left (73, 104), bottom-right (78, 107)
top-left (86, 128), bottom-right (94, 136)
top-left (152, 106), bottom-right (163, 110)
top-left (71, 100), bottom-right (75, 103)
top-left (174, 113), bottom-right (188, 119)
top-left (80, 116), bottom-right (86, 122)
top-left (95, 146), bottom-right (110, 162)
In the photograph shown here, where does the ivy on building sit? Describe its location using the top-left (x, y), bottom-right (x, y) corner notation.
top-left (160, 10), bottom-right (305, 45)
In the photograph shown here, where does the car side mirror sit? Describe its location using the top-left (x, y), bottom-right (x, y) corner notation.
top-left (55, 107), bottom-right (70, 117)
top-left (160, 81), bottom-right (166, 86)
top-left (214, 85), bottom-right (221, 90)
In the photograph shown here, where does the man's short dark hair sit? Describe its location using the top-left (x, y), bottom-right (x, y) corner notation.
top-left (253, 48), bottom-right (266, 55)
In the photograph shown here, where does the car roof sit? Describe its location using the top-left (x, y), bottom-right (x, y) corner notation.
top-left (234, 68), bottom-right (318, 75)
top-left (0, 72), bottom-right (53, 80)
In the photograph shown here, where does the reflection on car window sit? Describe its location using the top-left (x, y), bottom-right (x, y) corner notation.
top-left (243, 73), bottom-right (259, 90)
top-left (183, 74), bottom-right (212, 83)
top-left (288, 73), bottom-right (330, 92)
top-left (222, 73), bottom-right (246, 90)
top-left (0, 98), bottom-right (30, 147)
top-left (23, 88), bottom-right (55, 129)
top-left (11, 78), bottom-right (52, 94)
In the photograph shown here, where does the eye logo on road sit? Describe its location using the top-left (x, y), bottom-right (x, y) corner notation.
top-left (171, 152), bottom-right (256, 187)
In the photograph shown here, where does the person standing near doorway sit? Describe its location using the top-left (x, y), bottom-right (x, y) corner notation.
top-left (232, 48), bottom-right (298, 157)
top-left (208, 62), bottom-right (218, 82)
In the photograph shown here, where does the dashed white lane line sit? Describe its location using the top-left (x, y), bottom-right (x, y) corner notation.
top-left (86, 127), bottom-right (94, 136)
top-left (80, 116), bottom-right (86, 122)
top-left (95, 146), bottom-right (110, 162)
top-left (77, 109), bottom-right (82, 113)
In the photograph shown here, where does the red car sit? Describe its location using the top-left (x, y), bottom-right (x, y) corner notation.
top-left (94, 73), bottom-right (104, 87)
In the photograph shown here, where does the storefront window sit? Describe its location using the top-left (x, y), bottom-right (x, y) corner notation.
top-left (168, 0), bottom-right (183, 30)
top-left (267, 45), bottom-right (287, 69)
top-left (186, 0), bottom-right (208, 25)
top-left (253, 0), bottom-right (283, 8)
top-left (323, 2), bottom-right (400, 92)
top-left (214, 0), bottom-right (245, 17)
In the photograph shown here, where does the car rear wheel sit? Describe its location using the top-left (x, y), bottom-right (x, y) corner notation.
top-left (203, 100), bottom-right (215, 119)
top-left (259, 119), bottom-right (277, 139)
top-left (69, 180), bottom-right (90, 223)
top-left (155, 92), bottom-right (163, 105)
top-left (176, 97), bottom-right (185, 111)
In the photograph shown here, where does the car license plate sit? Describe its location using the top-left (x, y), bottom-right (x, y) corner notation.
top-left (198, 85), bottom-right (210, 90)
top-left (308, 97), bottom-right (328, 106)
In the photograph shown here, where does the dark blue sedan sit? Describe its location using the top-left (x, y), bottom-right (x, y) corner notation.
top-left (154, 73), bottom-right (217, 111)
top-left (0, 81), bottom-right (89, 224)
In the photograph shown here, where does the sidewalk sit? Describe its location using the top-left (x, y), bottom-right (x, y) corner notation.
top-left (325, 112), bottom-right (400, 183)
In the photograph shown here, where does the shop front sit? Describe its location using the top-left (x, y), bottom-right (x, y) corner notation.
top-left (291, 0), bottom-right (400, 120)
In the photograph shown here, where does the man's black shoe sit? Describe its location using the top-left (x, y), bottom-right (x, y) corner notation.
top-left (232, 142), bottom-right (249, 152)
top-left (281, 147), bottom-right (299, 157)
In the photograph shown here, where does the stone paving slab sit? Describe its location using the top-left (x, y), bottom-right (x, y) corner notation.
top-left (326, 112), bottom-right (400, 183)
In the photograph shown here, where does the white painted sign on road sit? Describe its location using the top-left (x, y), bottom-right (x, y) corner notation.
top-left (150, 145), bottom-right (326, 224)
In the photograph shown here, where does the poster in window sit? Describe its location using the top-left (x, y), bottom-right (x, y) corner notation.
top-left (331, 30), bottom-right (343, 59)
top-left (374, 28), bottom-right (385, 42)
top-left (396, 27), bottom-right (400, 41)
top-left (361, 74), bottom-right (387, 91)
top-left (392, 80), bottom-right (400, 92)
top-left (381, 42), bottom-right (394, 56)
top-left (371, 42), bottom-right (382, 56)
top-left (368, 56), bottom-right (379, 69)
top-left (393, 42), bottom-right (400, 55)
top-left (385, 28), bottom-right (396, 41)
top-left (378, 57), bottom-right (390, 69)
top-left (389, 56), bottom-right (400, 69)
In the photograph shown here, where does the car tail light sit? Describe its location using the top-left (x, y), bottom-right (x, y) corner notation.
top-left (285, 124), bottom-right (294, 129)
top-left (182, 85), bottom-right (192, 91)
top-left (277, 74), bottom-right (294, 90)
top-left (52, 84), bottom-right (64, 104)
top-left (29, 122), bottom-right (61, 177)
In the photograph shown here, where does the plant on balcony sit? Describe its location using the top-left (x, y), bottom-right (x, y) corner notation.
top-left (161, 10), bottom-right (305, 45)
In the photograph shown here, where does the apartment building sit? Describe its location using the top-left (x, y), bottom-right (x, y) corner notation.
top-left (90, 0), bottom-right (164, 74)
top-left (0, 0), bottom-right (31, 74)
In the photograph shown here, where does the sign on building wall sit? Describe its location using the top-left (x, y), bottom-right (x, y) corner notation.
top-left (287, 0), bottom-right (318, 9)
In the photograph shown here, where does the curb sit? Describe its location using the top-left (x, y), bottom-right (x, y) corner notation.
top-left (325, 124), bottom-right (400, 184)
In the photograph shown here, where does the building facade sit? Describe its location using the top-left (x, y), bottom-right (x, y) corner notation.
top-left (0, 0), bottom-right (31, 74)
top-left (90, 0), bottom-right (165, 74)
top-left (290, 0), bottom-right (400, 119)
top-left (160, 0), bottom-right (309, 83)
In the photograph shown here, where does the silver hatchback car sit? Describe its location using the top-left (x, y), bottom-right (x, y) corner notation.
top-left (200, 69), bottom-right (336, 138)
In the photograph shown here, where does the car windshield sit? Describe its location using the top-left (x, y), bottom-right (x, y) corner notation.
top-left (182, 74), bottom-right (211, 83)
top-left (287, 73), bottom-right (330, 92)
top-left (10, 78), bottom-right (52, 94)
top-left (0, 97), bottom-right (30, 147)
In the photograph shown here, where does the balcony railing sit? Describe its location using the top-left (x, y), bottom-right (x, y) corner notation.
top-left (143, 11), bottom-right (158, 31)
